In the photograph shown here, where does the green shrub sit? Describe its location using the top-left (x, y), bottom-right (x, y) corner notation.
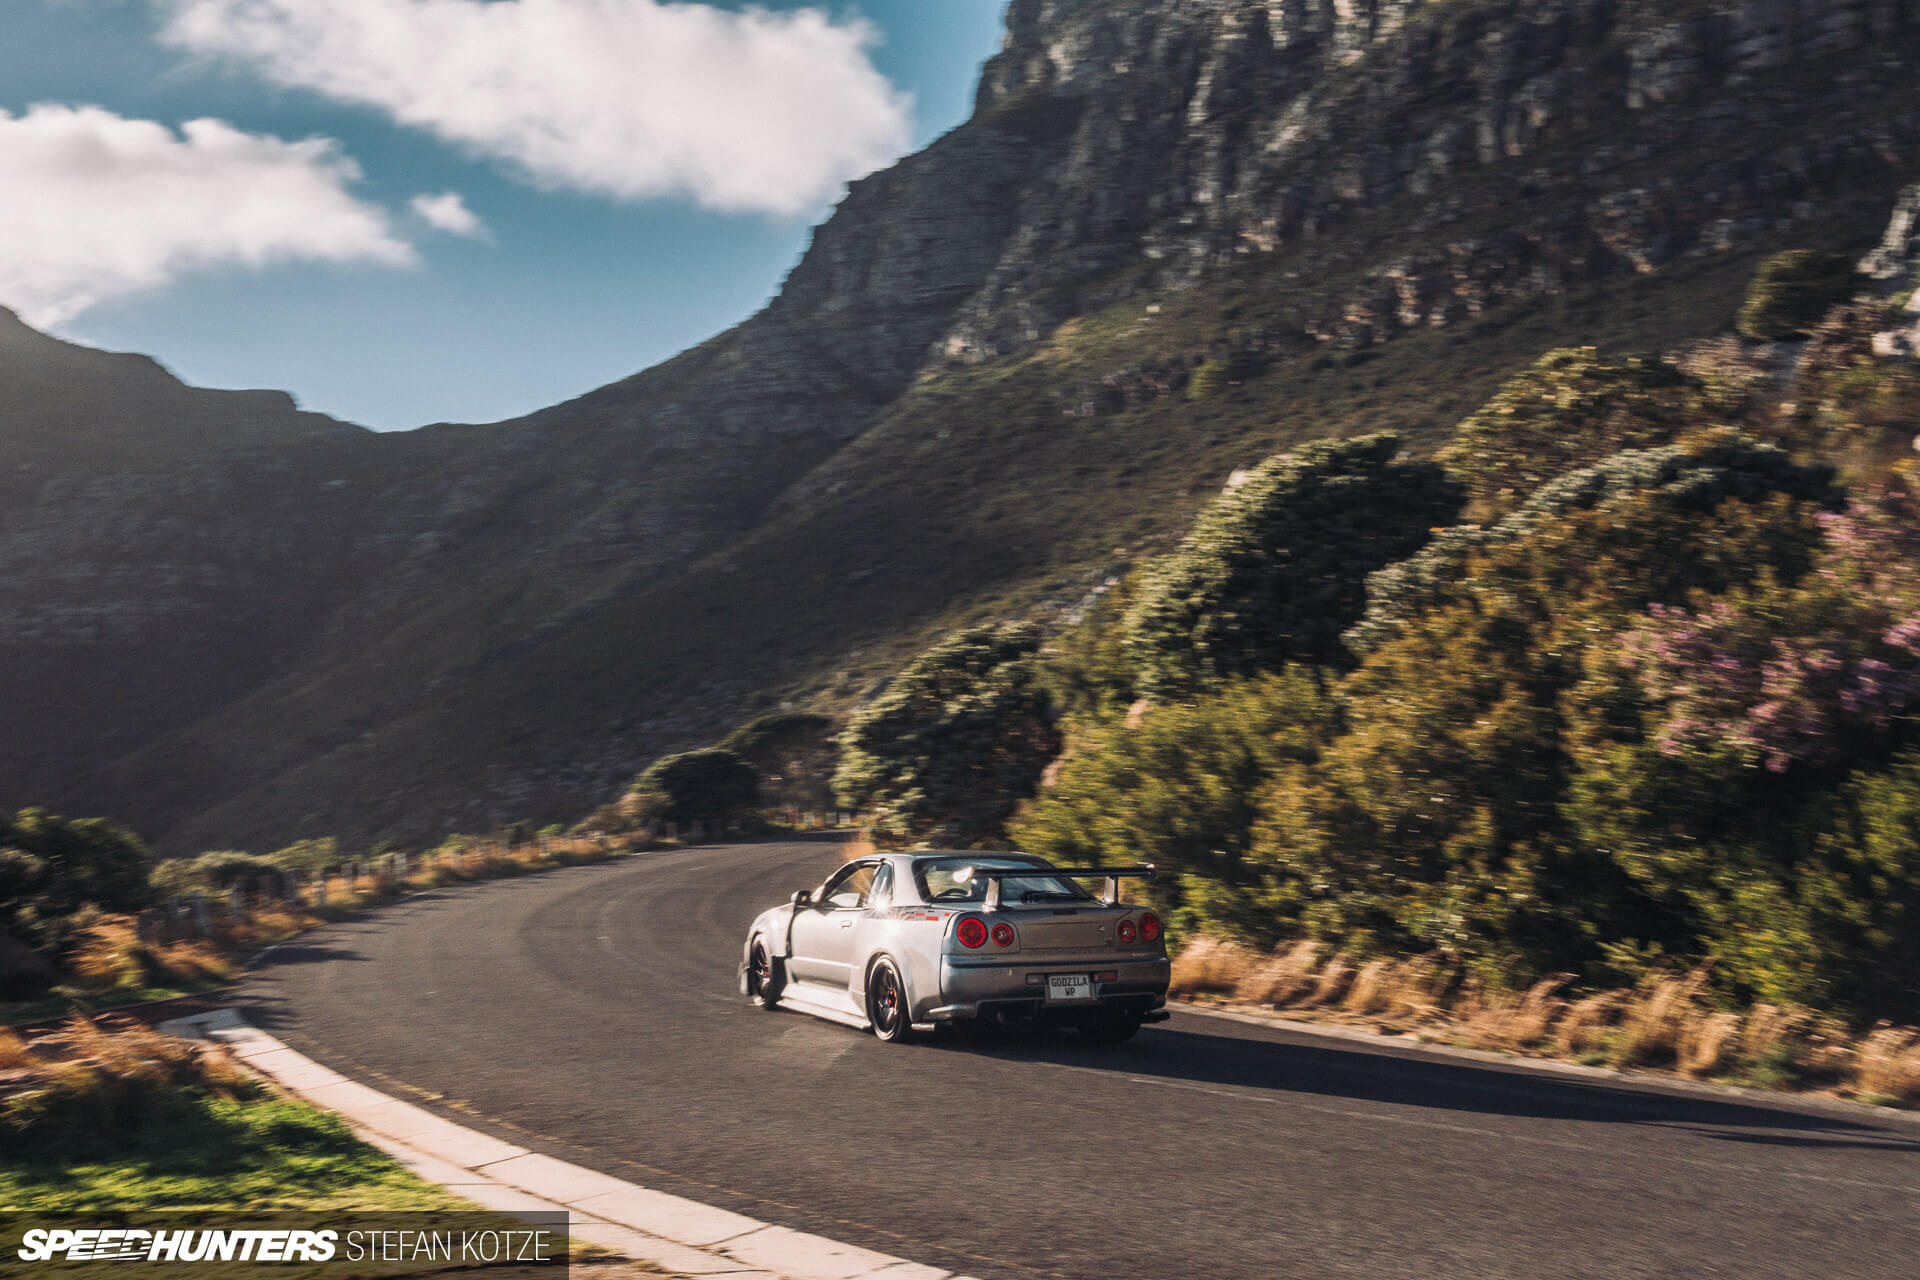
top-left (1010, 673), bottom-right (1338, 944)
top-left (1440, 347), bottom-right (1718, 521)
top-left (1185, 359), bottom-right (1230, 401)
top-left (721, 712), bottom-right (839, 812)
top-left (0, 811), bottom-right (153, 957)
top-left (263, 837), bottom-right (341, 877)
top-left (151, 851), bottom-right (283, 896)
top-left (1737, 250), bottom-right (1859, 341)
top-left (835, 623), bottom-right (1059, 848)
top-left (632, 748), bottom-right (761, 826)
top-left (1123, 433), bottom-right (1459, 696)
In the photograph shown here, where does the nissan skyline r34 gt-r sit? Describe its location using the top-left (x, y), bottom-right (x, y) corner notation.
top-left (739, 851), bottom-right (1170, 1043)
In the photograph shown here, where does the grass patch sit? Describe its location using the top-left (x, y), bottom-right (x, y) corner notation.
top-left (0, 1017), bottom-right (677, 1278)
top-left (0, 1017), bottom-right (461, 1216)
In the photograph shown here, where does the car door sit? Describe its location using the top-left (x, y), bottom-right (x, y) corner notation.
top-left (787, 861), bottom-right (876, 985)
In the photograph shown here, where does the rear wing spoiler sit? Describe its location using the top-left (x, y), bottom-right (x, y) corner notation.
top-left (964, 864), bottom-right (1158, 909)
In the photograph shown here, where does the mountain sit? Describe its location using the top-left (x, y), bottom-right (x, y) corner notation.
top-left (7, 0), bottom-right (1920, 852)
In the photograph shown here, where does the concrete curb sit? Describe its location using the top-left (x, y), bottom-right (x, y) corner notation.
top-left (1172, 998), bottom-right (1920, 1128)
top-left (159, 1010), bottom-right (974, 1280)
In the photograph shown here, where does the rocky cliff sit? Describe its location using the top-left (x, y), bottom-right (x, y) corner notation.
top-left (7, 0), bottom-right (1920, 852)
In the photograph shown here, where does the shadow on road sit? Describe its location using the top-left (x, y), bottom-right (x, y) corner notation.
top-left (249, 940), bottom-right (368, 968)
top-left (962, 1024), bottom-right (1920, 1151)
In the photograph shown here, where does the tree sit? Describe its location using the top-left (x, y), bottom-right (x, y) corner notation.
top-left (1123, 434), bottom-right (1459, 697)
top-left (632, 749), bottom-right (761, 826)
top-left (835, 623), bottom-right (1060, 848)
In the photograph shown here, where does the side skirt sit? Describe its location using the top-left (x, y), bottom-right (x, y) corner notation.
top-left (779, 979), bottom-right (871, 1031)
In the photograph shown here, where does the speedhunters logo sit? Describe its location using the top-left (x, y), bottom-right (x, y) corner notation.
top-left (4, 1212), bottom-right (568, 1274)
top-left (20, 1229), bottom-right (341, 1263)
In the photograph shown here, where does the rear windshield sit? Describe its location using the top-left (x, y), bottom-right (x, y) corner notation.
top-left (912, 856), bottom-right (1095, 905)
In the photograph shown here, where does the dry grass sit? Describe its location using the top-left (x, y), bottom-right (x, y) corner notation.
top-left (1168, 936), bottom-right (1255, 996)
top-left (64, 918), bottom-right (238, 995)
top-left (1553, 991), bottom-right (1622, 1057)
top-left (1855, 1026), bottom-right (1920, 1103)
top-left (1739, 1002), bottom-right (1802, 1063)
top-left (1235, 940), bottom-right (1322, 1005)
top-left (0, 1014), bottom-right (263, 1143)
top-left (1342, 958), bottom-right (1396, 1017)
top-left (7, 833), bottom-right (644, 1020)
top-left (1616, 969), bottom-right (1711, 1068)
top-left (1679, 1010), bottom-right (1742, 1077)
top-left (0, 1025), bottom-right (34, 1069)
top-left (1167, 934), bottom-right (1920, 1107)
top-left (1297, 957), bottom-right (1356, 1009)
top-left (1459, 977), bottom-right (1572, 1052)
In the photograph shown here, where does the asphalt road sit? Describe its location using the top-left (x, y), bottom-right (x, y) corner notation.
top-left (241, 838), bottom-right (1920, 1280)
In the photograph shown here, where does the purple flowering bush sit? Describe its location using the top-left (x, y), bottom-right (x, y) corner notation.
top-left (1570, 491), bottom-right (1920, 1010)
top-left (1616, 497), bottom-right (1920, 772)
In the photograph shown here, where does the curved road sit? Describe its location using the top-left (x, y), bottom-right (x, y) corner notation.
top-left (241, 839), bottom-right (1920, 1280)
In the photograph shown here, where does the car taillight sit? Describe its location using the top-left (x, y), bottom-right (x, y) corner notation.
top-left (1139, 912), bottom-right (1163, 944)
top-left (956, 916), bottom-right (988, 949)
top-left (1116, 918), bottom-right (1137, 945)
top-left (990, 922), bottom-right (1015, 948)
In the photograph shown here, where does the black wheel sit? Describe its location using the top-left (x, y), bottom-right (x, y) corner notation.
top-left (865, 958), bottom-right (913, 1043)
top-left (1082, 1011), bottom-right (1144, 1046)
top-left (747, 937), bottom-right (784, 1008)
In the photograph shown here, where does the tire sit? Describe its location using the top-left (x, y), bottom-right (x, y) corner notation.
top-left (1082, 1011), bottom-right (1144, 1046)
top-left (746, 937), bottom-right (785, 1009)
top-left (865, 957), bottom-right (914, 1043)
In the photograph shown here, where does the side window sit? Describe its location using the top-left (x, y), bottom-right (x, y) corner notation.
top-left (821, 863), bottom-right (876, 910)
top-left (869, 863), bottom-right (894, 909)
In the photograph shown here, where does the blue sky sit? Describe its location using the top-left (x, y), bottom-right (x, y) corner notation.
top-left (0, 0), bottom-right (1007, 430)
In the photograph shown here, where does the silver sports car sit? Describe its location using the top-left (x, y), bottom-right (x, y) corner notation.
top-left (739, 851), bottom-right (1170, 1043)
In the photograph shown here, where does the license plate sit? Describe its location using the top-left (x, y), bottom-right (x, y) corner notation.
top-left (1046, 973), bottom-right (1093, 1002)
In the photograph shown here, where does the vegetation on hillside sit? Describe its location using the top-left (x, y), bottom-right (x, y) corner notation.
top-left (2, 823), bottom-right (636, 1020)
top-left (1121, 434), bottom-right (1459, 695)
top-left (852, 263), bottom-right (1920, 1045)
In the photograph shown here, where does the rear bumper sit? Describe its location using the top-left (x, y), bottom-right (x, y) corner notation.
top-left (928, 954), bottom-right (1170, 1023)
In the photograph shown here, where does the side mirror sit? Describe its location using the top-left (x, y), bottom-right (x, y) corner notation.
top-left (790, 890), bottom-right (812, 906)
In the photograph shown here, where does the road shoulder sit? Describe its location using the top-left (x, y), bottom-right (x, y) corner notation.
top-left (160, 1010), bottom-right (969, 1280)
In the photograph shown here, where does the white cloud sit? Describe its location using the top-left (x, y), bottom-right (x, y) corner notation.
top-left (0, 104), bottom-right (412, 326)
top-left (157, 0), bottom-right (915, 217)
top-left (410, 191), bottom-right (486, 238)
